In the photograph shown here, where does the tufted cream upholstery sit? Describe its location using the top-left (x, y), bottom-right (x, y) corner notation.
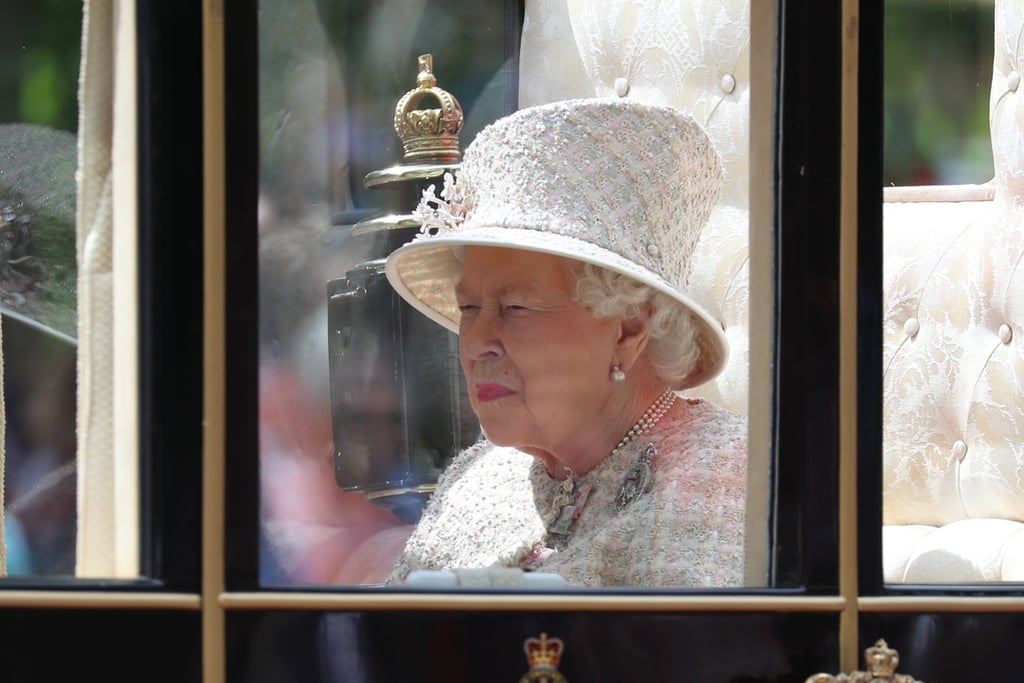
top-left (518, 0), bottom-right (760, 583)
top-left (881, 0), bottom-right (1024, 583)
top-left (520, 0), bottom-right (1024, 585)
top-left (519, 0), bottom-right (752, 417)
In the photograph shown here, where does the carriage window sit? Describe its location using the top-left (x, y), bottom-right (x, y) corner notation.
top-left (1, 0), bottom-right (150, 580)
top-left (1, 0), bottom-right (81, 578)
top-left (257, 0), bottom-right (767, 588)
top-left (882, 0), bottom-right (1024, 584)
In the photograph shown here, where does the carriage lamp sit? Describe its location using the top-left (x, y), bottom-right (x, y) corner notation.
top-left (327, 55), bottom-right (479, 523)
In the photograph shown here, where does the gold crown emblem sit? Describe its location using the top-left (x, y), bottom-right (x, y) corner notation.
top-left (393, 54), bottom-right (464, 164)
top-left (863, 639), bottom-right (900, 679)
top-left (805, 639), bottom-right (923, 683)
top-left (524, 633), bottom-right (564, 670)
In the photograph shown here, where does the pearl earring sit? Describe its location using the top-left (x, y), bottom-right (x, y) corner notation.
top-left (611, 364), bottom-right (626, 382)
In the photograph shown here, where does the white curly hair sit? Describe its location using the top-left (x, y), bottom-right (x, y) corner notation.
top-left (573, 262), bottom-right (700, 386)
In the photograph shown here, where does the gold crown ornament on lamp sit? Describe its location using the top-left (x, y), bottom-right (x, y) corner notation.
top-left (805, 639), bottom-right (926, 683)
top-left (361, 54), bottom-right (464, 193)
top-left (329, 54), bottom-right (477, 523)
top-left (518, 633), bottom-right (569, 683)
top-left (393, 53), bottom-right (464, 164)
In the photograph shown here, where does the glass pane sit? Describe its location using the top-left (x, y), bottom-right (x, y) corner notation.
top-left (882, 0), bottom-right (1024, 584)
top-left (2, 0), bottom-right (146, 581)
top-left (1, 0), bottom-right (81, 577)
top-left (258, 0), bottom-right (510, 586)
top-left (259, 0), bottom-right (764, 588)
top-left (884, 0), bottom-right (993, 185)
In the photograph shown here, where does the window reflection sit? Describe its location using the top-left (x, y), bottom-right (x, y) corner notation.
top-left (259, 0), bottom-right (760, 588)
top-left (1, 0), bottom-right (81, 577)
top-left (258, 0), bottom-right (509, 585)
top-left (884, 0), bottom-right (994, 185)
top-left (882, 0), bottom-right (1024, 584)
top-left (3, 315), bottom-right (77, 575)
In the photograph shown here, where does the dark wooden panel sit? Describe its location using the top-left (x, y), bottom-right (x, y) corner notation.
top-left (860, 612), bottom-right (1024, 683)
top-left (0, 609), bottom-right (201, 682)
top-left (229, 610), bottom-right (839, 682)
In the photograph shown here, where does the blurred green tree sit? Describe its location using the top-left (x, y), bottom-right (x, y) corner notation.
top-left (0, 0), bottom-right (82, 132)
top-left (885, 0), bottom-right (994, 186)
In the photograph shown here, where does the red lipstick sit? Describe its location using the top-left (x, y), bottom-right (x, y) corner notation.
top-left (476, 383), bottom-right (515, 402)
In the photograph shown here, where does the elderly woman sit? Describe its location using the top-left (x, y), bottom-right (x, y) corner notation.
top-left (383, 99), bottom-right (746, 587)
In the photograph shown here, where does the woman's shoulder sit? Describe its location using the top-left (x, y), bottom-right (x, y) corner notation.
top-left (675, 397), bottom-right (746, 433)
top-left (417, 441), bottom-right (537, 522)
top-left (439, 440), bottom-right (534, 484)
top-left (649, 399), bottom-right (748, 513)
top-left (633, 400), bottom-right (747, 587)
top-left (387, 442), bottom-right (544, 583)
top-left (657, 399), bottom-right (747, 462)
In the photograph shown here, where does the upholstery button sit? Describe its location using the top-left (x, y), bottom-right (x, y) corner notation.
top-left (1008, 70), bottom-right (1021, 92)
top-left (720, 73), bottom-right (736, 95)
top-left (903, 317), bottom-right (920, 338)
top-left (952, 440), bottom-right (968, 462)
top-left (646, 243), bottom-right (660, 258)
top-left (614, 77), bottom-right (630, 97)
top-left (999, 323), bottom-right (1013, 344)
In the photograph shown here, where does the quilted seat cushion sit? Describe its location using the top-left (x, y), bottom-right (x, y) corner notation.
top-left (882, 194), bottom-right (1024, 528)
top-left (884, 519), bottom-right (1024, 582)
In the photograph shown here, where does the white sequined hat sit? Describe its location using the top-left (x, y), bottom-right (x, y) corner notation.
top-left (385, 98), bottom-right (727, 389)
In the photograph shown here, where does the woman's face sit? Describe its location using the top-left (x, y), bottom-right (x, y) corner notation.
top-left (455, 246), bottom-right (623, 458)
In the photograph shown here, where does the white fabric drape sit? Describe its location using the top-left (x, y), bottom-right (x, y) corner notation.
top-left (75, 0), bottom-right (138, 578)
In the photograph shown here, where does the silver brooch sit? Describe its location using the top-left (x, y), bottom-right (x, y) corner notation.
top-left (615, 443), bottom-right (655, 511)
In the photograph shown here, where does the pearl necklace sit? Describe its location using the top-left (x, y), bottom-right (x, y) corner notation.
top-left (611, 388), bottom-right (678, 454)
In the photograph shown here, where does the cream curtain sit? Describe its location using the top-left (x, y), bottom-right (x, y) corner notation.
top-left (75, 0), bottom-right (138, 578)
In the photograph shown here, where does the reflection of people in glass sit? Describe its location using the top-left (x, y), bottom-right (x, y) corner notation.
top-left (384, 99), bottom-right (747, 587)
top-left (1, 122), bottom-right (79, 576)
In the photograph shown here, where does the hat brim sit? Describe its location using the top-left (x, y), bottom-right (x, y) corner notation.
top-left (385, 227), bottom-right (729, 390)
